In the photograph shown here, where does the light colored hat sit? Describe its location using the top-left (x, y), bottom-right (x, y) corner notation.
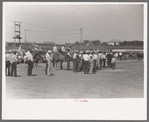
top-left (79, 51), bottom-right (83, 54)
top-left (20, 44), bottom-right (23, 46)
top-left (48, 50), bottom-right (52, 53)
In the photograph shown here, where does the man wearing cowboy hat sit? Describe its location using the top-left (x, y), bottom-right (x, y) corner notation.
top-left (45, 50), bottom-right (54, 76)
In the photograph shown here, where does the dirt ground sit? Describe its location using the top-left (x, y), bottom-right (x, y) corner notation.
top-left (5, 60), bottom-right (144, 99)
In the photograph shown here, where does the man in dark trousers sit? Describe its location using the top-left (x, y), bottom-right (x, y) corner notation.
top-left (83, 50), bottom-right (90, 74)
top-left (73, 50), bottom-right (78, 72)
top-left (106, 52), bottom-right (112, 68)
top-left (102, 52), bottom-right (107, 68)
top-left (26, 50), bottom-right (34, 76)
top-left (67, 49), bottom-right (71, 71)
top-left (5, 51), bottom-right (11, 76)
top-left (10, 51), bottom-right (18, 77)
top-left (45, 50), bottom-right (48, 75)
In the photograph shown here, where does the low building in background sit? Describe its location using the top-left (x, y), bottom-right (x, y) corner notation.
top-left (107, 39), bottom-right (121, 46)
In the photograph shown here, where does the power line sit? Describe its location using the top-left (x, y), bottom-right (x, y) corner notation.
top-left (26, 29), bottom-right (80, 35)
top-left (22, 22), bottom-right (79, 32)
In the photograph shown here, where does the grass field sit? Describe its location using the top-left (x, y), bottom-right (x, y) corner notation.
top-left (5, 60), bottom-right (144, 99)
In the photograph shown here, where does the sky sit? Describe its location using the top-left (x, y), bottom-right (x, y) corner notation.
top-left (3, 2), bottom-right (144, 44)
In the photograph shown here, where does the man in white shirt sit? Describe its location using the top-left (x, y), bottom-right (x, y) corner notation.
top-left (5, 51), bottom-right (11, 76)
top-left (83, 50), bottom-right (90, 74)
top-left (92, 51), bottom-right (98, 73)
top-left (18, 45), bottom-right (23, 59)
top-left (78, 51), bottom-right (83, 72)
top-left (114, 52), bottom-right (118, 60)
top-left (26, 50), bottom-right (34, 76)
top-left (96, 50), bottom-right (100, 70)
top-left (10, 51), bottom-right (18, 77)
top-left (53, 44), bottom-right (58, 53)
top-left (73, 50), bottom-right (78, 72)
top-left (61, 44), bottom-right (66, 52)
top-left (119, 52), bottom-right (122, 60)
top-left (46, 50), bottom-right (54, 76)
top-left (103, 52), bottom-right (107, 68)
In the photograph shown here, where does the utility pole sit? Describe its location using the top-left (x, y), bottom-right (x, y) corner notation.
top-left (25, 30), bottom-right (27, 45)
top-left (80, 28), bottom-right (82, 51)
top-left (13, 21), bottom-right (22, 49)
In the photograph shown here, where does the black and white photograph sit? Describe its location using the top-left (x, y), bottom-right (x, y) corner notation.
top-left (2, 2), bottom-right (147, 120)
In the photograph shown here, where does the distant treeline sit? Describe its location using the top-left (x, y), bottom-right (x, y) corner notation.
top-left (71, 40), bottom-right (143, 46)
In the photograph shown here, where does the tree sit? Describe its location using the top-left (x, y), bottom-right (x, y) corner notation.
top-left (83, 40), bottom-right (90, 45)
top-left (92, 40), bottom-right (101, 46)
top-left (75, 41), bottom-right (80, 45)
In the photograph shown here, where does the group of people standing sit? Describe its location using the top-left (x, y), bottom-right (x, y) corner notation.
top-left (69, 50), bottom-right (117, 74)
top-left (5, 43), bottom-right (120, 77)
top-left (5, 49), bottom-right (34, 77)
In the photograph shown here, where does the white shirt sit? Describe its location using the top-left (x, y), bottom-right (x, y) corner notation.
top-left (79, 54), bottom-right (82, 58)
top-left (111, 57), bottom-right (116, 63)
top-left (114, 53), bottom-right (118, 57)
top-left (89, 54), bottom-right (92, 58)
top-left (34, 47), bottom-right (38, 51)
top-left (10, 54), bottom-right (18, 63)
top-left (53, 46), bottom-right (57, 52)
top-left (98, 53), bottom-right (103, 59)
top-left (18, 47), bottom-right (23, 52)
top-left (26, 52), bottom-right (33, 61)
top-left (83, 54), bottom-right (90, 61)
top-left (73, 53), bottom-right (77, 59)
top-left (61, 46), bottom-right (66, 52)
top-left (103, 54), bottom-right (106, 59)
top-left (92, 54), bottom-right (98, 60)
top-left (5, 53), bottom-right (11, 61)
top-left (119, 52), bottom-right (122, 56)
top-left (46, 53), bottom-right (52, 63)
top-left (67, 52), bottom-right (71, 57)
